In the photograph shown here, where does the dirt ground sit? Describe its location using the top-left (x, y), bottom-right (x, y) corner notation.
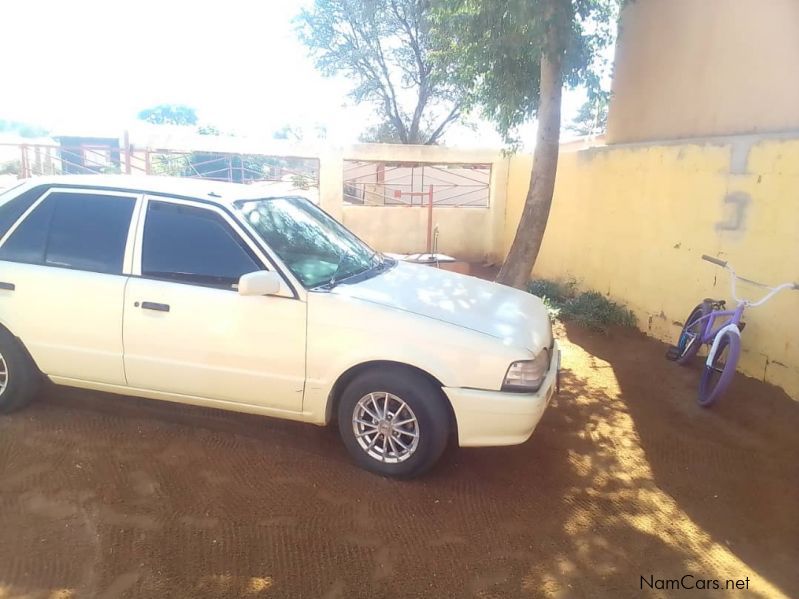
top-left (0, 324), bottom-right (797, 598)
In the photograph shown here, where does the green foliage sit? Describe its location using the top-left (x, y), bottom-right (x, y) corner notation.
top-left (528, 277), bottom-right (575, 305)
top-left (359, 121), bottom-right (405, 144)
top-left (296, 0), bottom-right (463, 144)
top-left (0, 119), bottom-right (48, 138)
top-left (430, 0), bottom-right (618, 146)
top-left (0, 160), bottom-right (20, 175)
top-left (561, 291), bottom-right (636, 331)
top-left (137, 104), bottom-right (198, 126)
top-left (197, 124), bottom-right (221, 136)
top-left (150, 154), bottom-right (190, 177)
top-left (568, 90), bottom-right (609, 135)
top-left (528, 278), bottom-right (635, 332)
top-left (273, 123), bottom-right (328, 142)
top-left (290, 173), bottom-right (313, 190)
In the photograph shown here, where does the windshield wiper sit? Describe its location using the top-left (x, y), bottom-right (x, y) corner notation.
top-left (316, 252), bottom-right (393, 291)
top-left (325, 255), bottom-right (347, 289)
top-left (316, 254), bottom-right (356, 290)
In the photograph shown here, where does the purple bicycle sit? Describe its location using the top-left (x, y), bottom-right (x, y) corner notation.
top-left (667, 254), bottom-right (798, 407)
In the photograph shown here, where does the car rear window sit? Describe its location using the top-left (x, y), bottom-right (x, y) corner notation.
top-left (0, 185), bottom-right (47, 241)
top-left (0, 191), bottom-right (135, 274)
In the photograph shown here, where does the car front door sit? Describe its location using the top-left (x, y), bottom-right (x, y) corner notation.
top-left (122, 197), bottom-right (306, 413)
top-left (0, 187), bottom-right (138, 384)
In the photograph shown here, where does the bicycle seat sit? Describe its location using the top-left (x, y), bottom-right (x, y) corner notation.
top-left (703, 298), bottom-right (726, 306)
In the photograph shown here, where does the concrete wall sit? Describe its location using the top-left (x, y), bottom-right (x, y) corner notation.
top-left (330, 144), bottom-right (509, 262)
top-left (504, 134), bottom-right (799, 398)
top-left (607, 0), bottom-right (799, 143)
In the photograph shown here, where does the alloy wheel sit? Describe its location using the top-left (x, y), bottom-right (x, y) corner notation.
top-left (352, 392), bottom-right (420, 463)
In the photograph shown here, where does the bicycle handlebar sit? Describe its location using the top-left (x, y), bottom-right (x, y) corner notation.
top-left (700, 253), bottom-right (798, 305)
top-left (702, 254), bottom-right (728, 267)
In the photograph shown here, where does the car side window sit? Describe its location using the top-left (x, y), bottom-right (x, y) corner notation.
top-left (0, 185), bottom-right (47, 240)
top-left (0, 191), bottom-right (134, 274)
top-left (141, 200), bottom-right (262, 288)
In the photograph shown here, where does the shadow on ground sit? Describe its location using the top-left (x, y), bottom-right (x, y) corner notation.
top-left (0, 325), bottom-right (795, 598)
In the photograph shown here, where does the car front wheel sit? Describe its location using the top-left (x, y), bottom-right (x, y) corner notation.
top-left (337, 368), bottom-right (451, 478)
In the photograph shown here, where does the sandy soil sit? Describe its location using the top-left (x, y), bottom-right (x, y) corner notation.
top-left (0, 324), bottom-right (796, 598)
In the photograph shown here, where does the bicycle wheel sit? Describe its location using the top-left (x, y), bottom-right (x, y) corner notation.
top-left (675, 304), bottom-right (707, 365)
top-left (698, 331), bottom-right (740, 407)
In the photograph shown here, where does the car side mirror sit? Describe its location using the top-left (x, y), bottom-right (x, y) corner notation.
top-left (238, 270), bottom-right (283, 296)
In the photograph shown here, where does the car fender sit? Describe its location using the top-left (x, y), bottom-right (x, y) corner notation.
top-left (303, 293), bottom-right (529, 424)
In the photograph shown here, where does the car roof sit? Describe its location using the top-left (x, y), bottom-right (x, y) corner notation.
top-left (16, 175), bottom-right (310, 205)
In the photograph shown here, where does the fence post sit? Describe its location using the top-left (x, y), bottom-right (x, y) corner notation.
top-left (123, 130), bottom-right (132, 174)
top-left (20, 145), bottom-right (29, 178)
top-left (319, 148), bottom-right (344, 220)
top-left (426, 184), bottom-right (434, 254)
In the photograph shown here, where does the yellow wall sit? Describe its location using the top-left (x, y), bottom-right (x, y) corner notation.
top-left (505, 135), bottom-right (799, 398)
top-left (343, 206), bottom-right (494, 262)
top-left (335, 143), bottom-right (509, 262)
top-left (607, 0), bottom-right (799, 143)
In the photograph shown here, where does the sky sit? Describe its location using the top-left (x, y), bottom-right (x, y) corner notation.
top-left (0, 0), bottom-right (602, 150)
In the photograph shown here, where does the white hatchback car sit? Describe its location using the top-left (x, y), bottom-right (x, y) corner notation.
top-left (0, 176), bottom-right (559, 477)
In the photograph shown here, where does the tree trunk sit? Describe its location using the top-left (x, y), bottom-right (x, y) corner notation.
top-left (496, 1), bottom-right (565, 289)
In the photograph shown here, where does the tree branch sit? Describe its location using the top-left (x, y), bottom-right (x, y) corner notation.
top-left (390, 0), bottom-right (429, 141)
top-left (343, 13), bottom-right (408, 142)
top-left (425, 103), bottom-right (461, 144)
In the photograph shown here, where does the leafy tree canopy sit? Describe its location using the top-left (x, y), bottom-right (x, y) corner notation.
top-left (0, 119), bottom-right (48, 138)
top-left (429, 0), bottom-right (618, 288)
top-left (296, 0), bottom-right (462, 145)
top-left (568, 90), bottom-right (609, 136)
top-left (431, 0), bottom-right (617, 146)
top-left (137, 104), bottom-right (199, 126)
top-left (273, 123), bottom-right (328, 142)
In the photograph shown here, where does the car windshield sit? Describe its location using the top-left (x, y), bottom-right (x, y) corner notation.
top-left (236, 196), bottom-right (378, 289)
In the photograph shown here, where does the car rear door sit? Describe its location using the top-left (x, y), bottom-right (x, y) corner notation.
top-left (0, 187), bottom-right (139, 384)
top-left (122, 196), bottom-right (306, 413)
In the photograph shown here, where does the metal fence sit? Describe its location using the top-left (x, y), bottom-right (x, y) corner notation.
top-left (0, 143), bottom-right (320, 190)
top-left (343, 161), bottom-right (491, 207)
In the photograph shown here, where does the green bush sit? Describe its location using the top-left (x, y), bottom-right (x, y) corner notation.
top-left (0, 160), bottom-right (20, 175)
top-left (527, 278), bottom-right (636, 332)
top-left (527, 278), bottom-right (569, 304)
top-left (561, 291), bottom-right (636, 331)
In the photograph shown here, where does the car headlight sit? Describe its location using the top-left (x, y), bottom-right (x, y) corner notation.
top-left (502, 351), bottom-right (549, 392)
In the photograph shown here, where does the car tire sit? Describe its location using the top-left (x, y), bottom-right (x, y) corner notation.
top-left (337, 368), bottom-right (451, 478)
top-left (0, 329), bottom-right (40, 414)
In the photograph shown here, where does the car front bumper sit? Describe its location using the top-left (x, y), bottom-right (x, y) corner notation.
top-left (442, 342), bottom-right (560, 447)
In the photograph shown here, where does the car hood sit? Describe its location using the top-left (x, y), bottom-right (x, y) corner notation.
top-left (331, 261), bottom-right (552, 353)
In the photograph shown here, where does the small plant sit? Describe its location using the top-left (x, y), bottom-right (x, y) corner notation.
top-left (0, 160), bottom-right (20, 175)
top-left (528, 279), bottom-right (567, 303)
top-left (290, 173), bottom-right (312, 190)
top-left (527, 278), bottom-right (636, 332)
top-left (561, 291), bottom-right (636, 331)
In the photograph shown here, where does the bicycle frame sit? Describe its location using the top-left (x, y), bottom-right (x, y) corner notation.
top-left (674, 255), bottom-right (797, 406)
top-left (687, 305), bottom-right (744, 367)
top-left (691, 303), bottom-right (745, 346)
top-left (690, 257), bottom-right (797, 365)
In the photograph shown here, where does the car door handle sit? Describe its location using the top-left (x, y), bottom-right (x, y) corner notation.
top-left (140, 301), bottom-right (170, 312)
top-left (0, 282), bottom-right (14, 291)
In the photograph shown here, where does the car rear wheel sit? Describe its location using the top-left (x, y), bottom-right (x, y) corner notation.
top-left (0, 329), bottom-right (40, 413)
top-left (337, 368), bottom-right (450, 478)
